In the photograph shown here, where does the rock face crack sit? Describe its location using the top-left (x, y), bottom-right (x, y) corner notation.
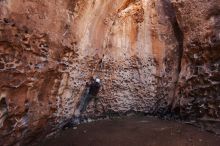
top-left (161, 0), bottom-right (184, 109)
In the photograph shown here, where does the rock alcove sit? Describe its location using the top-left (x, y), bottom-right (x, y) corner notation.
top-left (0, 0), bottom-right (220, 145)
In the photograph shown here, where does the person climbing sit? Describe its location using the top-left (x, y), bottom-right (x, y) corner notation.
top-left (76, 77), bottom-right (101, 114)
top-left (88, 77), bottom-right (101, 111)
top-left (68, 77), bottom-right (102, 128)
top-left (88, 77), bottom-right (101, 97)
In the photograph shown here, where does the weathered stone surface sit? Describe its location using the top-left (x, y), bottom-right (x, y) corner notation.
top-left (0, 0), bottom-right (219, 145)
top-left (171, 0), bottom-right (220, 120)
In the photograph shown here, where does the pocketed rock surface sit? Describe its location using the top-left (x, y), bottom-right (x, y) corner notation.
top-left (0, 0), bottom-right (219, 145)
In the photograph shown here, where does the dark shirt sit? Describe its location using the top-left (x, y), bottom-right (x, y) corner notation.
top-left (89, 81), bottom-right (100, 96)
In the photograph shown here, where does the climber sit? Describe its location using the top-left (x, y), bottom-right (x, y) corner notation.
top-left (64, 78), bottom-right (101, 129)
top-left (86, 77), bottom-right (101, 108)
top-left (77, 77), bottom-right (101, 113)
top-left (88, 77), bottom-right (101, 97)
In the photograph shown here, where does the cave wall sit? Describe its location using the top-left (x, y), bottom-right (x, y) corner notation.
top-left (0, 0), bottom-right (219, 145)
top-left (171, 0), bottom-right (220, 119)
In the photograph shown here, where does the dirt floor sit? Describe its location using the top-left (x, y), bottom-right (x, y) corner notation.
top-left (39, 117), bottom-right (220, 146)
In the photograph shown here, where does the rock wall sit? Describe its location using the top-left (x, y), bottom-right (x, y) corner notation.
top-left (0, 0), bottom-right (219, 145)
top-left (171, 0), bottom-right (220, 119)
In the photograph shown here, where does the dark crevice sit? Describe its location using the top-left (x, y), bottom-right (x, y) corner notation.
top-left (161, 0), bottom-right (184, 108)
top-left (161, 0), bottom-right (184, 74)
top-left (0, 98), bottom-right (7, 111)
top-left (0, 97), bottom-right (8, 128)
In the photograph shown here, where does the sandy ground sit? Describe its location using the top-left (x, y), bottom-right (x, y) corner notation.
top-left (38, 117), bottom-right (220, 146)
